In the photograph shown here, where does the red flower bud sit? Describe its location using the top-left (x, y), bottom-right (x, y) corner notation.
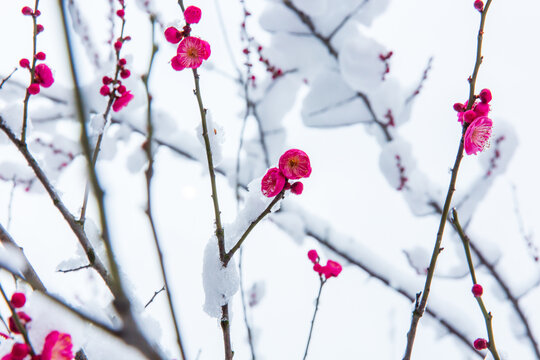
top-left (473, 338), bottom-right (488, 350)
top-left (474, 0), bottom-right (484, 12)
top-left (21, 7), bottom-right (33, 15)
top-left (479, 88), bottom-right (492, 103)
top-left (472, 284), bottom-right (483, 297)
top-left (36, 52), bottom-right (46, 60)
top-left (10, 293), bottom-right (26, 308)
top-left (99, 85), bottom-right (110, 96)
top-left (120, 69), bottom-right (131, 79)
top-left (19, 58), bottom-right (30, 68)
top-left (36, 24), bottom-right (44, 33)
top-left (28, 83), bottom-right (40, 95)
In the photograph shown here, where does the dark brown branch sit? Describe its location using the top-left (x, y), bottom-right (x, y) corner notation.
top-left (281, 0), bottom-right (392, 141)
top-left (0, 118), bottom-right (113, 288)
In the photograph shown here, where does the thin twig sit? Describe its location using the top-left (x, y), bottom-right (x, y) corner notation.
top-left (79, 0), bottom-right (128, 224)
top-left (302, 278), bottom-right (325, 360)
top-left (224, 189), bottom-right (285, 266)
top-left (402, 2), bottom-right (493, 359)
top-left (0, 68), bottom-right (17, 89)
top-left (21, 0), bottom-right (40, 144)
top-left (144, 286), bottom-right (165, 309)
top-left (142, 15), bottom-right (187, 360)
top-left (57, 264), bottom-right (92, 273)
top-left (453, 209), bottom-right (501, 360)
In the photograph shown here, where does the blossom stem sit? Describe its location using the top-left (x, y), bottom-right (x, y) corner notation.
top-left (142, 15), bottom-right (187, 360)
top-left (79, 1), bottom-right (127, 224)
top-left (224, 188), bottom-right (285, 266)
top-left (402, 138), bottom-right (466, 360)
top-left (0, 283), bottom-right (36, 355)
top-left (191, 59), bottom-right (231, 358)
top-left (303, 278), bottom-right (326, 360)
top-left (402, 2), bottom-right (493, 359)
top-left (21, 0), bottom-right (40, 144)
top-left (452, 209), bottom-right (501, 360)
top-left (57, 1), bottom-right (163, 358)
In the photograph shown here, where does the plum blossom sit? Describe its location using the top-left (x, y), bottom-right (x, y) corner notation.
top-left (112, 91), bottom-right (134, 112)
top-left (464, 116), bottom-right (492, 155)
top-left (261, 167), bottom-right (286, 197)
top-left (41, 331), bottom-right (74, 360)
top-left (171, 37), bottom-right (211, 71)
top-left (279, 149), bottom-right (312, 180)
top-left (307, 249), bottom-right (342, 279)
top-left (35, 64), bottom-right (54, 88)
top-left (1, 343), bottom-right (30, 360)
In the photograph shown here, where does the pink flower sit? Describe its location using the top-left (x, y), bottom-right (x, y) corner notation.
top-left (473, 338), bottom-right (488, 350)
top-left (36, 52), bottom-right (46, 60)
top-left (184, 6), bottom-right (202, 24)
top-left (261, 167), bottom-right (286, 197)
top-left (321, 260), bottom-right (342, 278)
top-left (10, 293), bottom-right (26, 308)
top-left (307, 250), bottom-right (319, 263)
top-left (165, 27), bottom-right (182, 44)
top-left (112, 91), bottom-right (134, 112)
top-left (278, 149), bottom-right (311, 180)
top-left (9, 312), bottom-right (31, 334)
top-left (41, 331), bottom-right (73, 360)
top-left (172, 37), bottom-right (211, 71)
top-left (309, 252), bottom-right (342, 279)
top-left (464, 116), bottom-right (492, 155)
top-left (35, 64), bottom-right (54, 88)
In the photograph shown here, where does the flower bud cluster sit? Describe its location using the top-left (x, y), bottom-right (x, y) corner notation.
top-left (307, 250), bottom-right (342, 279)
top-left (453, 88), bottom-right (493, 155)
top-left (19, 6), bottom-right (54, 96)
top-left (165, 6), bottom-right (211, 71)
top-left (261, 149), bottom-right (311, 197)
top-left (99, 0), bottom-right (134, 112)
top-left (1, 292), bottom-right (74, 360)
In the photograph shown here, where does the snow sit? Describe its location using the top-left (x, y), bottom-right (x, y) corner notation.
top-left (202, 235), bottom-right (239, 319)
top-left (301, 68), bottom-right (372, 127)
top-left (338, 31), bottom-right (387, 93)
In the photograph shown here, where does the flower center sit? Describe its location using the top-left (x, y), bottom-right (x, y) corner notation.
top-left (472, 124), bottom-right (491, 149)
top-left (186, 46), bottom-right (199, 59)
top-left (288, 158), bottom-right (298, 169)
